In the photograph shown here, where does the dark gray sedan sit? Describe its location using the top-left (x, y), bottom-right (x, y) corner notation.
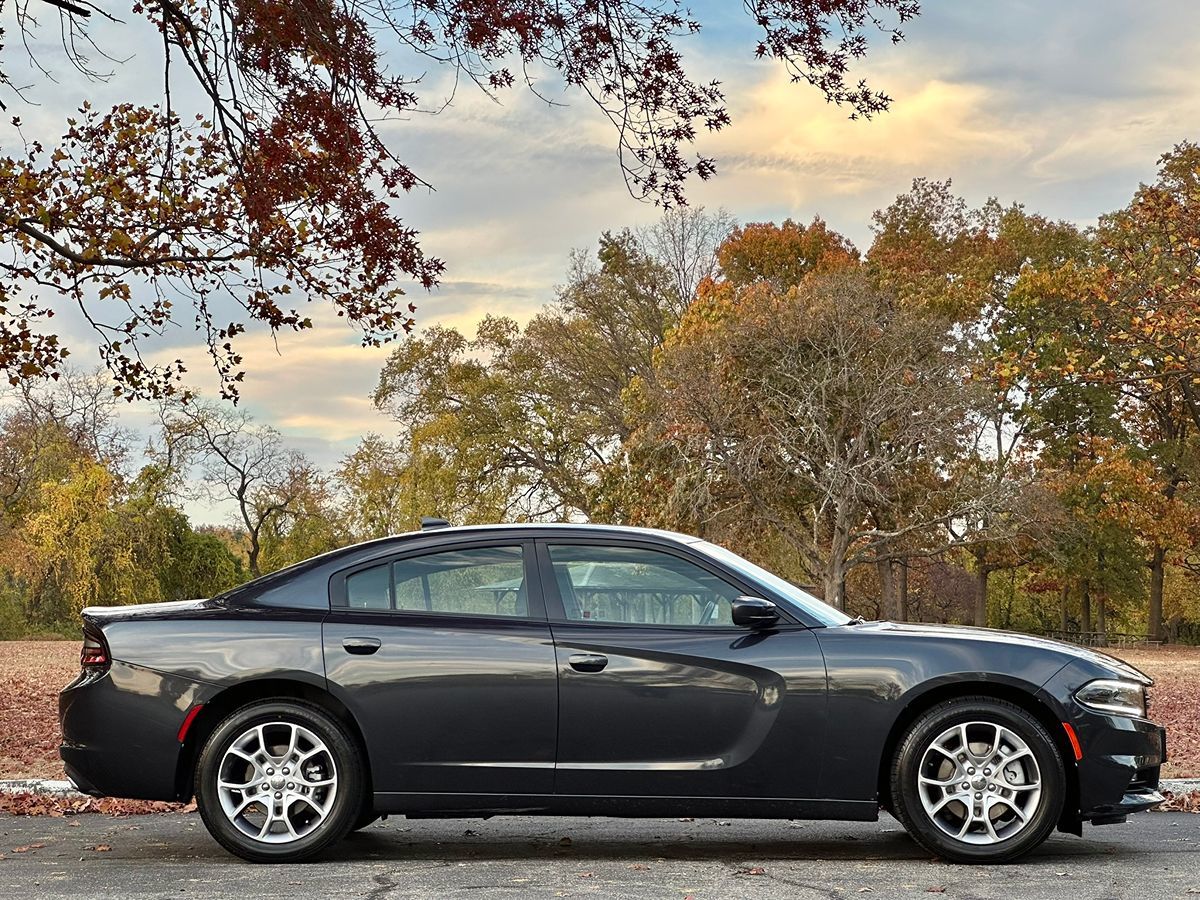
top-left (59, 523), bottom-right (1166, 863)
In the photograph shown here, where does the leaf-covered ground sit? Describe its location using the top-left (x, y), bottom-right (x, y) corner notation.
top-left (0, 640), bottom-right (1195, 816)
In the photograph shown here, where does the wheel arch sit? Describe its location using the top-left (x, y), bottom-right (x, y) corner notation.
top-left (173, 678), bottom-right (371, 803)
top-left (875, 679), bottom-right (1080, 833)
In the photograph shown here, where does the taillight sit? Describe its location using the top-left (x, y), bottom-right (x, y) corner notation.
top-left (80, 627), bottom-right (110, 671)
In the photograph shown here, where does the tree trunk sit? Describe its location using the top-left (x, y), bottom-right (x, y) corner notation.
top-left (1096, 595), bottom-right (1107, 646)
top-left (1058, 582), bottom-right (1069, 633)
top-left (897, 559), bottom-right (909, 623)
top-left (824, 523), bottom-right (852, 611)
top-left (876, 557), bottom-right (896, 621)
top-left (1081, 580), bottom-right (1092, 635)
top-left (823, 558), bottom-right (847, 611)
top-left (973, 555), bottom-right (989, 628)
top-left (1149, 546), bottom-right (1165, 641)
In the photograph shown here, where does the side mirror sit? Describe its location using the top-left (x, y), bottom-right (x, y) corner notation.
top-left (732, 596), bottom-right (779, 629)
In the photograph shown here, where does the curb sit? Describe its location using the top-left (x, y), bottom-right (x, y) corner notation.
top-left (1163, 778), bottom-right (1200, 793)
top-left (0, 779), bottom-right (84, 797)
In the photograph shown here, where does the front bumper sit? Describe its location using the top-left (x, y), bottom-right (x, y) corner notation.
top-left (1075, 713), bottom-right (1167, 820)
top-left (59, 660), bottom-right (213, 801)
top-left (1040, 662), bottom-right (1167, 823)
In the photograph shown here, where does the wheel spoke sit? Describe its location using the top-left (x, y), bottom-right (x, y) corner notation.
top-left (285, 724), bottom-right (299, 760)
top-left (219, 777), bottom-right (259, 791)
top-left (232, 793), bottom-right (263, 818)
top-left (957, 724), bottom-right (972, 759)
top-left (256, 725), bottom-right (273, 760)
top-left (998, 747), bottom-right (1033, 769)
top-left (919, 773), bottom-right (960, 788)
top-left (926, 794), bottom-right (958, 816)
top-left (256, 805), bottom-right (276, 840)
top-left (292, 792), bottom-right (329, 822)
top-left (993, 796), bottom-right (1027, 823)
top-left (228, 747), bottom-right (257, 765)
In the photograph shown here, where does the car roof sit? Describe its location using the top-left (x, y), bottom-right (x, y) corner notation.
top-left (398, 522), bottom-right (702, 543)
top-left (217, 523), bottom-right (705, 608)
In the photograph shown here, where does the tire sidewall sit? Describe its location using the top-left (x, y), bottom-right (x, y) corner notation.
top-left (196, 700), bottom-right (363, 862)
top-left (893, 698), bottom-right (1065, 863)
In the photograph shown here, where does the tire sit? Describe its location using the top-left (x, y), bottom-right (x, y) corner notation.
top-left (890, 696), bottom-right (1065, 864)
top-left (195, 699), bottom-right (365, 863)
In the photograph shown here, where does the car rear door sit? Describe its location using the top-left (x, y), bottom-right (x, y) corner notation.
top-left (540, 539), bottom-right (829, 801)
top-left (323, 540), bottom-right (557, 797)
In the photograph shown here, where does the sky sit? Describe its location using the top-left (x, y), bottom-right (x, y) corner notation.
top-left (7, 0), bottom-right (1200, 524)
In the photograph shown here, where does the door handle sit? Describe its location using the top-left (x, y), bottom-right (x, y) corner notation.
top-left (342, 636), bottom-right (381, 655)
top-left (568, 653), bottom-right (608, 673)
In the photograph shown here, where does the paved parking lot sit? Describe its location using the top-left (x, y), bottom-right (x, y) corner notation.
top-left (1, 811), bottom-right (1197, 899)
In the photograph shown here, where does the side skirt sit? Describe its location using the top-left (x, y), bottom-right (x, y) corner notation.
top-left (374, 792), bottom-right (879, 822)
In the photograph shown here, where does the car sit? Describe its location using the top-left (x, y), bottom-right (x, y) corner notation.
top-left (59, 522), bottom-right (1166, 863)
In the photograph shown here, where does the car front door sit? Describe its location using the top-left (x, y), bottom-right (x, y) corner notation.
top-left (540, 539), bottom-right (828, 801)
top-left (323, 540), bottom-right (557, 798)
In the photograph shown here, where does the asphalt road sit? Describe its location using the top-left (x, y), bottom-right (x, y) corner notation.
top-left (1, 811), bottom-right (1197, 899)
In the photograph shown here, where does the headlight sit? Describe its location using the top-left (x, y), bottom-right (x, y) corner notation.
top-left (1074, 679), bottom-right (1147, 717)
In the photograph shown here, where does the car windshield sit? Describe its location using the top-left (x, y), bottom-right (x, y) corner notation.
top-left (693, 541), bottom-right (853, 627)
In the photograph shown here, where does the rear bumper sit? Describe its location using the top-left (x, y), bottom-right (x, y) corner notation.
top-left (59, 660), bottom-right (213, 801)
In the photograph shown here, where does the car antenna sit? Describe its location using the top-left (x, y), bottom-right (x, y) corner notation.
top-left (419, 516), bottom-right (452, 530)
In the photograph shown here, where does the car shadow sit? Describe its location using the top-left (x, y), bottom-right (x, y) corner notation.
top-left (322, 821), bottom-right (1127, 865)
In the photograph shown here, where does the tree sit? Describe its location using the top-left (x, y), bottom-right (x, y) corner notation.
top-left (639, 206), bottom-right (736, 311)
top-left (639, 261), bottom-right (982, 610)
top-left (371, 229), bottom-right (683, 521)
top-left (158, 399), bottom-right (316, 577)
top-left (2, 1), bottom-right (921, 397)
top-left (867, 179), bottom-right (1092, 625)
top-left (1007, 144), bottom-right (1200, 640)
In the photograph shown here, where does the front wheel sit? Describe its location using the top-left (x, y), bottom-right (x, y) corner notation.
top-left (195, 700), bottom-right (365, 862)
top-left (890, 697), bottom-right (1065, 863)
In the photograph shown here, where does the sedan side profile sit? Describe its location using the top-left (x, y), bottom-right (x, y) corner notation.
top-left (59, 523), bottom-right (1166, 863)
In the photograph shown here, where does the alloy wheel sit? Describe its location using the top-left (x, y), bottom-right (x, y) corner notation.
top-left (215, 721), bottom-right (339, 844)
top-left (916, 720), bottom-right (1042, 845)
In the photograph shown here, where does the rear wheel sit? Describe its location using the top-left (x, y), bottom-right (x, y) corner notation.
top-left (195, 700), bottom-right (364, 862)
top-left (890, 697), bottom-right (1065, 863)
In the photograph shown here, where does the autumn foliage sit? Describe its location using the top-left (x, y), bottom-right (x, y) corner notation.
top-left (1, 0), bottom-right (921, 398)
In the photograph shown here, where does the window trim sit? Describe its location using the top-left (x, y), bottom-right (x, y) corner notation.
top-left (329, 540), bottom-right (548, 622)
top-left (535, 538), bottom-right (803, 630)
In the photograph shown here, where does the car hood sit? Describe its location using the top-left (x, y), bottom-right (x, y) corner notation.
top-left (854, 620), bottom-right (1152, 685)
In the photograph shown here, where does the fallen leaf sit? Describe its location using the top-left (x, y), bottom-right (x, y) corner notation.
top-left (558, 836), bottom-right (572, 846)
top-left (737, 866), bottom-right (766, 876)
top-left (629, 863), bottom-right (650, 871)
top-left (926, 889), bottom-right (946, 894)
